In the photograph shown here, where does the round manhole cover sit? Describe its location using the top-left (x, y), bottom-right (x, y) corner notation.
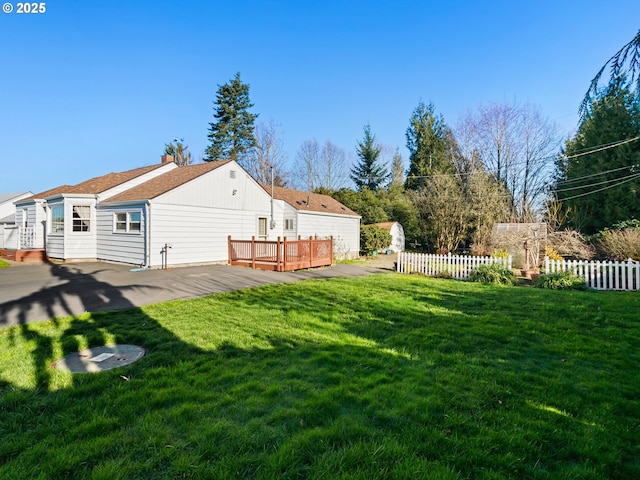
top-left (53, 345), bottom-right (145, 373)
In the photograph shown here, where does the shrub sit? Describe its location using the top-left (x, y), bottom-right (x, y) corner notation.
top-left (545, 246), bottom-right (563, 261)
top-left (534, 271), bottom-right (588, 290)
top-left (491, 248), bottom-right (510, 260)
top-left (360, 225), bottom-right (392, 256)
top-left (593, 228), bottom-right (640, 261)
top-left (469, 263), bottom-right (516, 285)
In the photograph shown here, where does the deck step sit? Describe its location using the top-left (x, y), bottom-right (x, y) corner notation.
top-left (0, 248), bottom-right (46, 262)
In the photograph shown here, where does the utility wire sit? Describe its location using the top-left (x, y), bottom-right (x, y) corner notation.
top-left (553, 170), bottom-right (640, 192)
top-left (554, 172), bottom-right (640, 202)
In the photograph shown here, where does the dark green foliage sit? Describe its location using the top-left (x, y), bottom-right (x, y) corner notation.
top-left (534, 271), bottom-right (588, 290)
top-left (556, 78), bottom-right (640, 233)
top-left (205, 72), bottom-right (258, 162)
top-left (581, 30), bottom-right (640, 118)
top-left (405, 102), bottom-right (455, 190)
top-left (360, 225), bottom-right (392, 255)
top-left (468, 263), bottom-right (516, 285)
top-left (328, 188), bottom-right (422, 249)
top-left (351, 124), bottom-right (388, 191)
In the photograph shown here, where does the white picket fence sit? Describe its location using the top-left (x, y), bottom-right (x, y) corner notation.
top-left (396, 252), bottom-right (512, 279)
top-left (545, 257), bottom-right (640, 291)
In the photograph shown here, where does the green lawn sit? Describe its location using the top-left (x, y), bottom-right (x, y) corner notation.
top-left (1, 274), bottom-right (639, 479)
top-left (0, 259), bottom-right (10, 268)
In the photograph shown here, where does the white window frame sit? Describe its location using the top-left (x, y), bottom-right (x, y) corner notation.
top-left (113, 211), bottom-right (142, 234)
top-left (72, 205), bottom-right (91, 233)
top-left (50, 205), bottom-right (64, 234)
top-left (284, 218), bottom-right (295, 231)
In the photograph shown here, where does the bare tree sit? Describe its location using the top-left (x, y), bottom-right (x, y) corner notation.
top-left (292, 139), bottom-right (350, 191)
top-left (412, 175), bottom-right (469, 253)
top-left (292, 139), bottom-right (321, 191)
top-left (242, 120), bottom-right (289, 186)
top-left (456, 101), bottom-right (560, 220)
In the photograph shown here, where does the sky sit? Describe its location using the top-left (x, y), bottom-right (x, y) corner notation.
top-left (1, 0), bottom-right (639, 194)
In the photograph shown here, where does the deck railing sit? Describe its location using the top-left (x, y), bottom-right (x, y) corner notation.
top-left (228, 236), bottom-right (333, 272)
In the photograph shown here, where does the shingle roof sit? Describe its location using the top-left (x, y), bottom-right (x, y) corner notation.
top-left (19, 185), bottom-right (74, 202)
top-left (104, 161), bottom-right (232, 202)
top-left (269, 186), bottom-right (359, 217)
top-left (64, 164), bottom-right (167, 195)
top-left (17, 164), bottom-right (168, 202)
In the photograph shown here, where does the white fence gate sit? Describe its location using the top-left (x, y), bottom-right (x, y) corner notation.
top-left (545, 257), bottom-right (640, 291)
top-left (397, 252), bottom-right (512, 279)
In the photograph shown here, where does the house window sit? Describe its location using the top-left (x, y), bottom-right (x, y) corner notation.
top-left (114, 211), bottom-right (141, 233)
top-left (258, 217), bottom-right (267, 239)
top-left (284, 218), bottom-right (295, 230)
top-left (72, 205), bottom-right (91, 232)
top-left (51, 205), bottom-right (64, 234)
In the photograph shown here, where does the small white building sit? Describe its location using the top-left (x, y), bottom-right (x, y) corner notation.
top-left (9, 157), bottom-right (361, 267)
top-left (373, 221), bottom-right (405, 253)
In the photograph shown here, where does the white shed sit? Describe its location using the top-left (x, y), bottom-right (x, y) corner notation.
top-left (373, 222), bottom-right (405, 252)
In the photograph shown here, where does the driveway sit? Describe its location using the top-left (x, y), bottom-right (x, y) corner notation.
top-left (0, 261), bottom-right (391, 328)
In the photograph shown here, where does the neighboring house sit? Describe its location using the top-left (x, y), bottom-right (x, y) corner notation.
top-left (9, 157), bottom-right (360, 267)
top-left (0, 191), bottom-right (33, 248)
top-left (372, 221), bottom-right (405, 253)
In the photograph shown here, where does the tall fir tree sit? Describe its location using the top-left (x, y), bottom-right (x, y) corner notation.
top-left (350, 124), bottom-right (387, 191)
top-left (557, 77), bottom-right (640, 233)
top-left (387, 148), bottom-right (405, 191)
top-left (205, 73), bottom-right (258, 162)
top-left (405, 102), bottom-right (453, 190)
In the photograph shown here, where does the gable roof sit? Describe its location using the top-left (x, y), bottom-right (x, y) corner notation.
top-left (104, 161), bottom-right (232, 202)
top-left (270, 186), bottom-right (359, 217)
top-left (0, 192), bottom-right (32, 204)
top-left (18, 185), bottom-right (74, 203)
top-left (62, 164), bottom-right (168, 195)
top-left (17, 164), bottom-right (169, 203)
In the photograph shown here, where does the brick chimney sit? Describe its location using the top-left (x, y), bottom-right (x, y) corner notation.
top-left (161, 155), bottom-right (174, 165)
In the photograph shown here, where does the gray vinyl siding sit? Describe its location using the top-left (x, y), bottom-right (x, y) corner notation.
top-left (96, 205), bottom-right (146, 265)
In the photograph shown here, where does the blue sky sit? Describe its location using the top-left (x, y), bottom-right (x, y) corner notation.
top-left (1, 0), bottom-right (638, 194)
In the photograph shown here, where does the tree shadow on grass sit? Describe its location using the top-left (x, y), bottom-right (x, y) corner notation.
top-left (1, 273), bottom-right (637, 479)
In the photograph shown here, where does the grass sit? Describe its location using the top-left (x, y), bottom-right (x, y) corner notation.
top-left (1, 273), bottom-right (639, 479)
top-left (0, 259), bottom-right (10, 269)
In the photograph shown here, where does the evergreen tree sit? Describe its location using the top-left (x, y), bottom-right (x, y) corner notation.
top-left (557, 77), bottom-right (640, 233)
top-left (581, 29), bottom-right (640, 118)
top-left (405, 102), bottom-right (453, 190)
top-left (387, 148), bottom-right (405, 191)
top-left (205, 73), bottom-right (258, 162)
top-left (163, 138), bottom-right (192, 166)
top-left (351, 124), bottom-right (387, 191)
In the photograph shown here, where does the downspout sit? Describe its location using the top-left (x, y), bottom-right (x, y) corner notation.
top-left (145, 201), bottom-right (151, 268)
top-left (269, 166), bottom-right (276, 232)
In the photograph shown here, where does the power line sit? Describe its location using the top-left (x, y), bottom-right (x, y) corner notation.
top-left (554, 168), bottom-right (640, 192)
top-left (554, 172), bottom-right (640, 202)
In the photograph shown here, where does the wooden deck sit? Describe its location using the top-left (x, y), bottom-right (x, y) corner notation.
top-left (228, 236), bottom-right (333, 272)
